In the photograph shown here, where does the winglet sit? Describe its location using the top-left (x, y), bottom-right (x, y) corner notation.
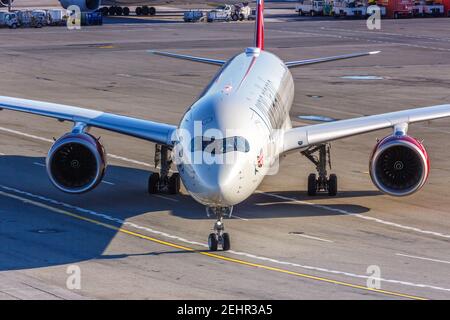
top-left (255, 0), bottom-right (264, 50)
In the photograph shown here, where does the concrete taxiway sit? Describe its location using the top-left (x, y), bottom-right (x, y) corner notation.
top-left (0, 6), bottom-right (449, 299)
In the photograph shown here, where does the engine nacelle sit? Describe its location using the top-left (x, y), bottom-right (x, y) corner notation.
top-left (59, 0), bottom-right (101, 11)
top-left (370, 134), bottom-right (429, 197)
top-left (46, 132), bottom-right (106, 194)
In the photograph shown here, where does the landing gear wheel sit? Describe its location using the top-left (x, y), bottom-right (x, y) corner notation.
top-left (135, 6), bottom-right (142, 15)
top-left (148, 172), bottom-right (160, 194)
top-left (328, 174), bottom-right (337, 196)
top-left (115, 6), bottom-right (123, 16)
top-left (303, 144), bottom-right (338, 197)
top-left (308, 173), bottom-right (317, 196)
top-left (208, 233), bottom-right (218, 251)
top-left (149, 7), bottom-right (156, 16)
top-left (222, 233), bottom-right (231, 251)
top-left (123, 7), bottom-right (130, 16)
top-left (142, 5), bottom-right (149, 15)
top-left (168, 173), bottom-right (181, 195)
top-left (108, 6), bottom-right (116, 16)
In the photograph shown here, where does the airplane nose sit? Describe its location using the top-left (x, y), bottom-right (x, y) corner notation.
top-left (194, 164), bottom-right (240, 206)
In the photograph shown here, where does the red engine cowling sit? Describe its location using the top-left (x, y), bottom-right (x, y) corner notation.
top-left (46, 132), bottom-right (106, 194)
top-left (369, 134), bottom-right (429, 196)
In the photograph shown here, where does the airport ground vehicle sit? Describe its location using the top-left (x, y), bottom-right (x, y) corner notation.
top-left (333, 1), bottom-right (366, 17)
top-left (376, 0), bottom-right (414, 17)
top-left (231, 3), bottom-right (252, 20)
top-left (207, 5), bottom-right (233, 22)
top-left (81, 11), bottom-right (103, 25)
top-left (207, 3), bottom-right (252, 22)
top-left (16, 10), bottom-right (45, 28)
top-left (296, 0), bottom-right (324, 16)
top-left (46, 9), bottom-right (67, 26)
top-left (183, 10), bottom-right (206, 22)
top-left (99, 5), bottom-right (155, 16)
top-left (295, 0), bottom-right (449, 17)
top-left (412, 1), bottom-right (444, 16)
top-left (0, 11), bottom-right (19, 28)
top-left (2, 0), bottom-right (450, 251)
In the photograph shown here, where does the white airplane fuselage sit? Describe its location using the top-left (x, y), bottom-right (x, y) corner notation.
top-left (176, 48), bottom-right (294, 207)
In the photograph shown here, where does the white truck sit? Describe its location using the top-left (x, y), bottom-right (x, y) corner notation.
top-left (207, 3), bottom-right (253, 22)
top-left (0, 11), bottom-right (19, 28)
top-left (207, 5), bottom-right (233, 22)
top-left (333, 0), bottom-right (367, 18)
top-left (296, 0), bottom-right (324, 16)
top-left (231, 3), bottom-right (252, 21)
top-left (46, 9), bottom-right (67, 26)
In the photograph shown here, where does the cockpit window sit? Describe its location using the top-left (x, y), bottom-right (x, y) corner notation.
top-left (191, 136), bottom-right (250, 154)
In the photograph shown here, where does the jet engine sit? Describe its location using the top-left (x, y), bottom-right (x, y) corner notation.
top-left (369, 134), bottom-right (429, 196)
top-left (46, 132), bottom-right (106, 194)
top-left (59, 0), bottom-right (101, 11)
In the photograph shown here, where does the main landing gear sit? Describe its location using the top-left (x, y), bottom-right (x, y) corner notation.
top-left (301, 143), bottom-right (338, 196)
top-left (148, 144), bottom-right (181, 195)
top-left (206, 206), bottom-right (232, 251)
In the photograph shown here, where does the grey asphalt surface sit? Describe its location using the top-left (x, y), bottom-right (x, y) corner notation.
top-left (0, 2), bottom-right (450, 300)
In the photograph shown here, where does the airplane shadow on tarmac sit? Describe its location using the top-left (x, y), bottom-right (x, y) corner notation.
top-left (0, 155), bottom-right (373, 271)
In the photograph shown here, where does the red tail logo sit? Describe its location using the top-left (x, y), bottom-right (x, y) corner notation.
top-left (255, 0), bottom-right (264, 50)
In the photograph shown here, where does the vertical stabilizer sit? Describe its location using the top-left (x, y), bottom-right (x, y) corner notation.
top-left (255, 0), bottom-right (264, 50)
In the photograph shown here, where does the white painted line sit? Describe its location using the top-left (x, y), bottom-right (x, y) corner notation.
top-left (107, 153), bottom-right (152, 167)
top-left (1, 184), bottom-right (449, 294)
top-left (0, 126), bottom-right (53, 143)
top-left (255, 201), bottom-right (296, 206)
top-left (33, 162), bottom-right (46, 167)
top-left (101, 180), bottom-right (115, 186)
top-left (232, 215), bottom-right (249, 221)
top-left (292, 233), bottom-right (334, 243)
top-left (153, 194), bottom-right (179, 202)
top-left (257, 191), bottom-right (450, 239)
top-left (0, 126), bottom-right (177, 172)
top-left (396, 253), bottom-right (450, 265)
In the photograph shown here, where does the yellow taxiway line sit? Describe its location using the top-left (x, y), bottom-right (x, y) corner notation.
top-left (0, 190), bottom-right (428, 300)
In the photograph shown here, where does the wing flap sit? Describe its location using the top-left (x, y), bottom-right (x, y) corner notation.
top-left (0, 96), bottom-right (177, 146)
top-left (284, 104), bottom-right (450, 152)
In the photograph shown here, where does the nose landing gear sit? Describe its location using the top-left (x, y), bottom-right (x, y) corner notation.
top-left (302, 143), bottom-right (338, 196)
top-left (207, 206), bottom-right (232, 251)
top-left (148, 144), bottom-right (181, 194)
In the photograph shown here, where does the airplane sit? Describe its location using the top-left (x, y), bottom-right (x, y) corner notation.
top-left (1, 0), bottom-right (450, 252)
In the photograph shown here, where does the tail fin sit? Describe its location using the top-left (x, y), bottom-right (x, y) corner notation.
top-left (255, 0), bottom-right (264, 50)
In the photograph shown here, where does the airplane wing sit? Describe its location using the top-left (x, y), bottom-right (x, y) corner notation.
top-left (285, 51), bottom-right (380, 68)
top-left (283, 104), bottom-right (450, 152)
top-left (0, 96), bottom-right (177, 146)
top-left (149, 50), bottom-right (226, 66)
